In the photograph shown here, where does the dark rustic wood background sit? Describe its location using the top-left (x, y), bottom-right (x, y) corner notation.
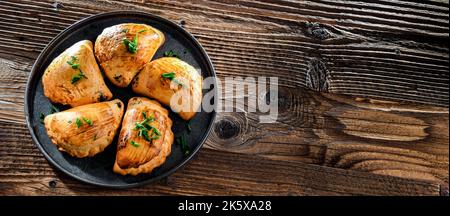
top-left (0, 0), bottom-right (448, 195)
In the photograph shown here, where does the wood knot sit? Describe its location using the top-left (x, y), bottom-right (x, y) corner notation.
top-left (48, 180), bottom-right (57, 188)
top-left (51, 2), bottom-right (64, 11)
top-left (215, 119), bottom-right (239, 139)
top-left (306, 58), bottom-right (330, 92)
top-left (179, 20), bottom-right (186, 27)
top-left (206, 109), bottom-right (250, 149)
top-left (304, 22), bottom-right (331, 40)
top-left (275, 88), bottom-right (317, 127)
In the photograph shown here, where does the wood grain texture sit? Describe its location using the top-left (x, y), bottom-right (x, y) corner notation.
top-left (0, 0), bottom-right (448, 105)
top-left (0, 123), bottom-right (441, 196)
top-left (207, 86), bottom-right (449, 185)
top-left (0, 0), bottom-right (448, 195)
top-left (1, 55), bottom-right (448, 195)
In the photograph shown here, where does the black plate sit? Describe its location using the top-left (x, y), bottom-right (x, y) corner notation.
top-left (24, 11), bottom-right (217, 188)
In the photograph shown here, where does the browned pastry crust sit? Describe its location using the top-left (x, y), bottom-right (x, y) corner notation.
top-left (113, 97), bottom-right (173, 175)
top-left (44, 99), bottom-right (124, 158)
top-left (42, 40), bottom-right (113, 107)
top-left (94, 23), bottom-right (165, 87)
top-left (131, 57), bottom-right (202, 120)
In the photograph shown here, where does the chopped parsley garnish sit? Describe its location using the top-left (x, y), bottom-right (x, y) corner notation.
top-left (176, 132), bottom-right (190, 156)
top-left (39, 106), bottom-right (60, 124)
top-left (123, 29), bottom-right (146, 54)
top-left (74, 117), bottom-right (93, 128)
top-left (186, 120), bottom-right (192, 133)
top-left (50, 105), bottom-right (60, 114)
top-left (123, 38), bottom-right (137, 53)
top-left (75, 118), bottom-right (83, 128)
top-left (161, 72), bottom-right (185, 87)
top-left (71, 70), bottom-right (87, 84)
top-left (39, 113), bottom-right (45, 124)
top-left (66, 56), bottom-right (79, 69)
top-left (67, 55), bottom-right (87, 84)
top-left (152, 127), bottom-right (161, 137)
top-left (130, 140), bottom-right (140, 147)
top-left (163, 50), bottom-right (179, 58)
top-left (161, 72), bottom-right (175, 79)
top-left (82, 117), bottom-right (93, 126)
top-left (133, 112), bottom-right (160, 141)
top-left (142, 111), bottom-right (148, 119)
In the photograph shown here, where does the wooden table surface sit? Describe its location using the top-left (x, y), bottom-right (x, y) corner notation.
top-left (0, 0), bottom-right (448, 196)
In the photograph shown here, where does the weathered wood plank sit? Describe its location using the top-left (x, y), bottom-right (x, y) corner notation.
top-left (0, 125), bottom-right (441, 196)
top-left (206, 85), bottom-right (449, 184)
top-left (0, 0), bottom-right (448, 105)
top-left (0, 54), bottom-right (448, 188)
top-left (0, 0), bottom-right (448, 195)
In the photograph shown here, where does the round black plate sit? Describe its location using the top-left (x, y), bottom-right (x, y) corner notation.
top-left (25, 11), bottom-right (216, 188)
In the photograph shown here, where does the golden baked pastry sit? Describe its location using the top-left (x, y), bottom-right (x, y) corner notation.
top-left (94, 23), bottom-right (165, 87)
top-left (44, 99), bottom-right (124, 158)
top-left (42, 40), bottom-right (113, 107)
top-left (114, 97), bottom-right (173, 175)
top-left (131, 57), bottom-right (202, 120)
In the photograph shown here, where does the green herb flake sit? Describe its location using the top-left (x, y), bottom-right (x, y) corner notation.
top-left (133, 112), bottom-right (160, 141)
top-left (66, 56), bottom-right (79, 69)
top-left (39, 113), bottom-right (45, 124)
top-left (123, 38), bottom-right (137, 53)
top-left (142, 111), bottom-right (147, 119)
top-left (161, 72), bottom-right (176, 80)
top-left (152, 128), bottom-right (161, 140)
top-left (82, 117), bottom-right (93, 126)
top-left (123, 29), bottom-right (146, 54)
top-left (67, 56), bottom-right (87, 84)
top-left (141, 129), bottom-right (151, 141)
top-left (71, 70), bottom-right (87, 84)
top-left (50, 105), bottom-right (60, 114)
top-left (176, 132), bottom-right (190, 156)
top-left (153, 127), bottom-right (161, 136)
top-left (163, 50), bottom-right (179, 58)
top-left (130, 140), bottom-right (140, 147)
top-left (186, 120), bottom-right (192, 133)
top-left (75, 118), bottom-right (83, 128)
top-left (70, 63), bottom-right (79, 69)
top-left (93, 134), bottom-right (97, 141)
top-left (161, 72), bottom-right (186, 87)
